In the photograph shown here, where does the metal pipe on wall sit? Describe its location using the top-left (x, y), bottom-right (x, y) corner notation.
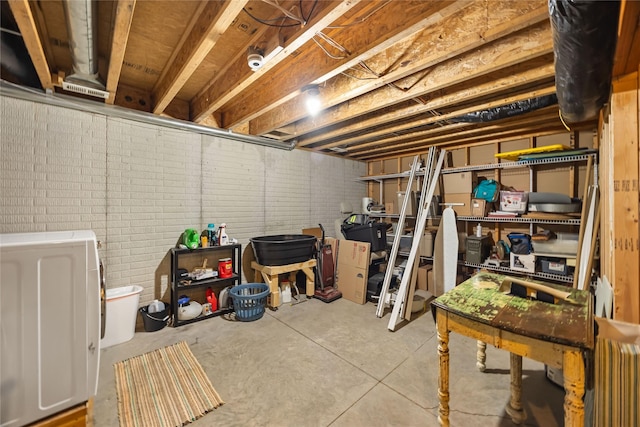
top-left (0, 80), bottom-right (297, 150)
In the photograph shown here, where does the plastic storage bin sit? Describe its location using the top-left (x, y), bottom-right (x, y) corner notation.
top-left (342, 222), bottom-right (388, 252)
top-left (101, 285), bottom-right (143, 348)
top-left (229, 283), bottom-right (270, 321)
top-left (500, 191), bottom-right (528, 213)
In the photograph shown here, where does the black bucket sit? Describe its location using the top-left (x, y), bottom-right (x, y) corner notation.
top-left (140, 305), bottom-right (170, 332)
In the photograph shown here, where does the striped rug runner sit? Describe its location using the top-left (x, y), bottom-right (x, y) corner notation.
top-left (114, 341), bottom-right (224, 427)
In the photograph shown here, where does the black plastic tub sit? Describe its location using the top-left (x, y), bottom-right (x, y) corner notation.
top-left (250, 234), bottom-right (317, 266)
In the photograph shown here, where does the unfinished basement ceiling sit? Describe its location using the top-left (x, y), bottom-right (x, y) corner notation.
top-left (1, 0), bottom-right (627, 161)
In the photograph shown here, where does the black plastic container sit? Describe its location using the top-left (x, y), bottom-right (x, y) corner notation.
top-left (342, 222), bottom-right (388, 252)
top-left (250, 234), bottom-right (317, 266)
top-left (139, 305), bottom-right (170, 332)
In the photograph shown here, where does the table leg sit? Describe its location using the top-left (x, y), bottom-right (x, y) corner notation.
top-left (437, 317), bottom-right (450, 427)
top-left (562, 350), bottom-right (585, 427)
top-left (505, 353), bottom-right (526, 424)
top-left (476, 340), bottom-right (487, 372)
top-left (261, 272), bottom-right (280, 308)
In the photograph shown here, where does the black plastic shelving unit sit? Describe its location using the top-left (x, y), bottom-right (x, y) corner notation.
top-left (170, 244), bottom-right (241, 327)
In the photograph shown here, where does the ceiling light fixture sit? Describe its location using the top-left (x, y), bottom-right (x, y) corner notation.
top-left (304, 86), bottom-right (321, 116)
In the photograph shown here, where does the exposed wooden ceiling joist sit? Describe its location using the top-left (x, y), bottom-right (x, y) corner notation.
top-left (191, 0), bottom-right (361, 123)
top-left (218, 0), bottom-right (473, 128)
top-left (7, 0), bottom-right (53, 90)
top-left (152, 0), bottom-right (248, 114)
top-left (250, 1), bottom-right (549, 136)
top-left (3, 0), bottom-right (621, 161)
top-left (105, 0), bottom-right (136, 104)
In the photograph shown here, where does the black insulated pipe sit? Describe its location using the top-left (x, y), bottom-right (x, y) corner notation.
top-left (450, 95), bottom-right (558, 123)
top-left (549, 0), bottom-right (620, 123)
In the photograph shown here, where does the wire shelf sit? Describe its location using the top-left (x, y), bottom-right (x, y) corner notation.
top-left (464, 262), bottom-right (574, 284)
top-left (457, 216), bottom-right (580, 225)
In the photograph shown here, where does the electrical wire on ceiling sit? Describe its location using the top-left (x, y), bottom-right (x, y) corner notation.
top-left (325, 0), bottom-right (392, 29)
top-left (340, 70), bottom-right (377, 81)
top-left (312, 31), bottom-right (349, 59)
top-left (340, 60), bottom-right (381, 81)
top-left (243, 0), bottom-right (317, 28)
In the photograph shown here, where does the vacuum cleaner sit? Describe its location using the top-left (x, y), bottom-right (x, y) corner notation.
top-left (313, 224), bottom-right (342, 303)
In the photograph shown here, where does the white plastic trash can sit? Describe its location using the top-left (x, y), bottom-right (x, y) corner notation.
top-left (101, 285), bottom-right (144, 349)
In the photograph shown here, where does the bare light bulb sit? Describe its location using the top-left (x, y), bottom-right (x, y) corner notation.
top-left (304, 87), bottom-right (321, 116)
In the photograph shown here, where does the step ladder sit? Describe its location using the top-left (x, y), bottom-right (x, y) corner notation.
top-left (375, 147), bottom-right (446, 326)
top-left (387, 148), bottom-right (445, 331)
top-left (374, 155), bottom-right (421, 318)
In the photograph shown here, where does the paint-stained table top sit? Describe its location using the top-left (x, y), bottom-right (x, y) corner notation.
top-left (431, 272), bottom-right (594, 349)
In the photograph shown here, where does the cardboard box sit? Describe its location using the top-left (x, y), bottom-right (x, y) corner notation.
top-left (510, 252), bottom-right (535, 273)
top-left (444, 193), bottom-right (472, 216)
top-left (443, 172), bottom-right (476, 193)
top-left (385, 202), bottom-right (394, 214)
top-left (471, 198), bottom-right (489, 217)
top-left (417, 265), bottom-right (434, 295)
top-left (335, 240), bottom-right (370, 304)
top-left (419, 230), bottom-right (435, 257)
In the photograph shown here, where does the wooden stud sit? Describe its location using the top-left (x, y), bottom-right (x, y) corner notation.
top-left (609, 71), bottom-right (640, 322)
top-left (612, 0), bottom-right (640, 77)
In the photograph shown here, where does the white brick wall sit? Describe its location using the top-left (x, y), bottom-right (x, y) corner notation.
top-left (0, 95), bottom-right (366, 308)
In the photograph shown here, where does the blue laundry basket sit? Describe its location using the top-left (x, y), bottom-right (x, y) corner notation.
top-left (229, 283), bottom-right (270, 321)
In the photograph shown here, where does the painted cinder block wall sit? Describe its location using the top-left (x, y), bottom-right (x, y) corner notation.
top-left (0, 96), bottom-right (366, 307)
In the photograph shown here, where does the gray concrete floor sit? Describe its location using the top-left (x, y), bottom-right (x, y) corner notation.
top-left (95, 297), bottom-right (565, 426)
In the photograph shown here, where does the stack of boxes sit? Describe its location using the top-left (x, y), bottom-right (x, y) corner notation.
top-left (442, 172), bottom-right (476, 216)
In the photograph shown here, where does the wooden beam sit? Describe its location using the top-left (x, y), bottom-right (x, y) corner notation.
top-left (352, 110), bottom-right (561, 159)
top-left (191, 0), bottom-right (362, 123)
top-left (105, 0), bottom-right (137, 105)
top-left (359, 108), bottom-right (561, 154)
top-left (299, 60), bottom-right (555, 149)
top-left (216, 0), bottom-right (473, 127)
top-left (7, 0), bottom-right (53, 90)
top-left (152, 0), bottom-right (248, 114)
top-left (250, 1), bottom-right (549, 135)
top-left (355, 125), bottom-right (575, 161)
top-left (610, 71), bottom-right (640, 323)
top-left (292, 21), bottom-right (553, 146)
top-left (612, 0), bottom-right (640, 78)
top-left (346, 85), bottom-right (557, 154)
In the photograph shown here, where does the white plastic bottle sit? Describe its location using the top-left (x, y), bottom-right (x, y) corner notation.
top-left (281, 283), bottom-right (292, 303)
top-left (218, 223), bottom-right (229, 245)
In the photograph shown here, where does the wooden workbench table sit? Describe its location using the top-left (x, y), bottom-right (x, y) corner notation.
top-left (431, 272), bottom-right (594, 426)
top-left (251, 259), bottom-right (316, 307)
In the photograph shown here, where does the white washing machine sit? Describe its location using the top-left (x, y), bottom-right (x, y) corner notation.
top-left (0, 230), bottom-right (103, 426)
